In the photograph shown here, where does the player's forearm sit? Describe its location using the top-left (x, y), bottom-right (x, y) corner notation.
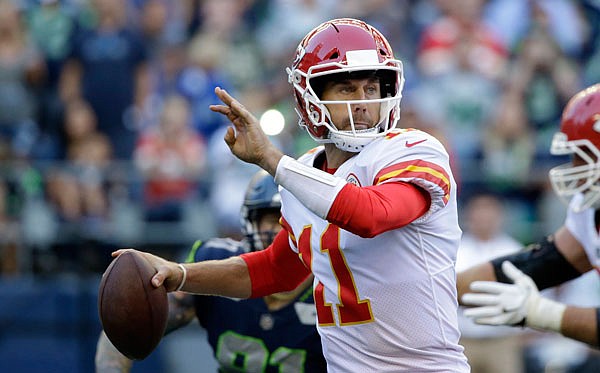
top-left (326, 182), bottom-right (430, 238)
top-left (561, 306), bottom-right (599, 347)
top-left (95, 331), bottom-right (133, 373)
top-left (181, 256), bottom-right (252, 298)
top-left (164, 293), bottom-right (197, 335)
top-left (456, 262), bottom-right (496, 304)
top-left (240, 230), bottom-right (312, 297)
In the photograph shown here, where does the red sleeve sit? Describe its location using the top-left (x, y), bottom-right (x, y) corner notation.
top-left (240, 229), bottom-right (311, 298)
top-left (326, 182), bottom-right (431, 238)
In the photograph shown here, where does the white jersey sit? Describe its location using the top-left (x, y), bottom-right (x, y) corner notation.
top-left (565, 193), bottom-right (600, 270)
top-left (280, 129), bottom-right (469, 372)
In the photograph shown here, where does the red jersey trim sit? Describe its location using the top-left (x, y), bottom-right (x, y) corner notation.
top-left (374, 160), bottom-right (451, 204)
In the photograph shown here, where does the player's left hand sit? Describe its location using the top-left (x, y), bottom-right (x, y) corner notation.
top-left (209, 87), bottom-right (283, 174)
top-left (461, 261), bottom-right (566, 332)
top-left (461, 261), bottom-right (534, 326)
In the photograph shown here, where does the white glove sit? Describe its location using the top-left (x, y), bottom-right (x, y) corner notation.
top-left (461, 261), bottom-right (566, 332)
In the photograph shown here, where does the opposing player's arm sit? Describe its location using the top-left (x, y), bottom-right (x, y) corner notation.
top-left (164, 292), bottom-right (197, 334)
top-left (459, 226), bottom-right (600, 347)
top-left (561, 306), bottom-right (599, 347)
top-left (456, 261), bottom-right (496, 302)
top-left (457, 226), bottom-right (589, 302)
top-left (95, 331), bottom-right (133, 373)
top-left (461, 261), bottom-right (600, 347)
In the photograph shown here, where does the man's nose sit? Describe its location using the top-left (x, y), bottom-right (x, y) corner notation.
top-left (351, 99), bottom-right (368, 112)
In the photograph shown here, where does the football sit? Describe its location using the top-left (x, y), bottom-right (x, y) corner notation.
top-left (98, 250), bottom-right (168, 360)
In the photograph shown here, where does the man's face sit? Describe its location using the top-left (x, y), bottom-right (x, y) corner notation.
top-left (256, 210), bottom-right (282, 248)
top-left (321, 77), bottom-right (382, 131)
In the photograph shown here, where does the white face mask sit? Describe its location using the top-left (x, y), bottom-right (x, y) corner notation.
top-left (288, 58), bottom-right (405, 153)
top-left (548, 132), bottom-right (600, 212)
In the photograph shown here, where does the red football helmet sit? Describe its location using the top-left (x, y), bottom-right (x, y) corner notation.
top-left (549, 83), bottom-right (600, 211)
top-left (286, 18), bottom-right (404, 152)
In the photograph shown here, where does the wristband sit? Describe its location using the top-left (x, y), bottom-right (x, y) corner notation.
top-left (176, 263), bottom-right (187, 292)
top-left (527, 296), bottom-right (566, 333)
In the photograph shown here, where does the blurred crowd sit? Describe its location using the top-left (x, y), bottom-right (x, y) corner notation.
top-left (0, 0), bottom-right (598, 276)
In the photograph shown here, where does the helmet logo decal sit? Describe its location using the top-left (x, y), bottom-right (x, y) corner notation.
top-left (293, 45), bottom-right (306, 68)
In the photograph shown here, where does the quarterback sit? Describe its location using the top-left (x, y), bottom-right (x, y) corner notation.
top-left (115, 18), bottom-right (469, 372)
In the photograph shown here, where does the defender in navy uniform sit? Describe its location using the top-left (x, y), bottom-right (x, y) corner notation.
top-left (95, 171), bottom-right (325, 372)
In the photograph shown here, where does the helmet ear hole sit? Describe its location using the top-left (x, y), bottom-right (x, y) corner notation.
top-left (293, 72), bottom-right (302, 84)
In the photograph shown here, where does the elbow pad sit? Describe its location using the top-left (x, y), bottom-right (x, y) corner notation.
top-left (275, 155), bottom-right (346, 218)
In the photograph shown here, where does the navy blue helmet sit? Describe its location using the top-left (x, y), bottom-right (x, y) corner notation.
top-left (241, 170), bottom-right (281, 251)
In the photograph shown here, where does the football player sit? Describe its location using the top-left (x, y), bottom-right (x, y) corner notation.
top-left (96, 171), bottom-right (325, 372)
top-left (458, 83), bottom-right (600, 347)
top-left (115, 18), bottom-right (469, 371)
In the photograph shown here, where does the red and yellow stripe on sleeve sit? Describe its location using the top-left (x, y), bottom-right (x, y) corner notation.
top-left (373, 160), bottom-right (451, 204)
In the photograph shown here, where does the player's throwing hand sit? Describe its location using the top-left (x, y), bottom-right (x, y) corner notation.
top-left (209, 87), bottom-right (283, 175)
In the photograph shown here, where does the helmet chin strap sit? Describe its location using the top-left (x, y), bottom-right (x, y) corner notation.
top-left (328, 127), bottom-right (379, 152)
top-left (326, 102), bottom-right (387, 152)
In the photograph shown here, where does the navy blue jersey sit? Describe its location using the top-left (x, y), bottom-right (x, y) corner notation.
top-left (186, 238), bottom-right (326, 373)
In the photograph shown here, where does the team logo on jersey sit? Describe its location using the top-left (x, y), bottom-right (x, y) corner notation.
top-left (347, 173), bottom-right (361, 186)
top-left (259, 314), bottom-right (274, 330)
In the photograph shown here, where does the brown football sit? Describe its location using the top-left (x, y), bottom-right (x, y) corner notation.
top-left (98, 250), bottom-right (168, 360)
